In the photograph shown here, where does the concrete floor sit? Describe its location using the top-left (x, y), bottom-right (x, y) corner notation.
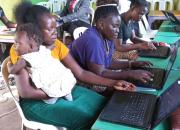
top-left (0, 87), bottom-right (22, 130)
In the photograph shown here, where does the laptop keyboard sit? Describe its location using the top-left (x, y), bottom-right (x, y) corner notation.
top-left (100, 91), bottom-right (157, 128)
top-left (139, 46), bottom-right (170, 58)
top-left (135, 67), bottom-right (165, 89)
top-left (116, 92), bottom-right (150, 124)
top-left (142, 68), bottom-right (165, 88)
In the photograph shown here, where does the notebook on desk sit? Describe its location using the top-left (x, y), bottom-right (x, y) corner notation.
top-left (135, 43), bottom-right (177, 90)
top-left (138, 46), bottom-right (171, 58)
top-left (100, 78), bottom-right (180, 129)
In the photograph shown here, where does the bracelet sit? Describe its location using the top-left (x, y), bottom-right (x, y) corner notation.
top-left (129, 61), bottom-right (132, 68)
top-left (147, 41), bottom-right (151, 46)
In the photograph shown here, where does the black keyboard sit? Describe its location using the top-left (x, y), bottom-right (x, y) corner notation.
top-left (139, 46), bottom-right (170, 58)
top-left (135, 68), bottom-right (165, 89)
top-left (115, 92), bottom-right (150, 125)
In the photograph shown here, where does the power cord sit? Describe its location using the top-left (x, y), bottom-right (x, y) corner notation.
top-left (0, 91), bottom-right (17, 118)
top-left (0, 107), bottom-right (17, 118)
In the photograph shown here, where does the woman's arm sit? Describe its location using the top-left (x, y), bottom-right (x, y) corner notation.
top-left (114, 38), bottom-right (143, 52)
top-left (61, 53), bottom-right (117, 87)
top-left (7, 58), bottom-right (26, 74)
top-left (130, 30), bottom-right (156, 50)
top-left (87, 60), bottom-right (153, 83)
top-left (1, 16), bottom-right (16, 28)
top-left (61, 53), bottom-right (136, 91)
top-left (14, 68), bottom-right (49, 99)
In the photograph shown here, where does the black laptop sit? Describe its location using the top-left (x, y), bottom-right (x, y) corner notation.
top-left (138, 45), bottom-right (171, 58)
top-left (100, 78), bottom-right (180, 129)
top-left (162, 10), bottom-right (180, 25)
top-left (135, 43), bottom-right (177, 90)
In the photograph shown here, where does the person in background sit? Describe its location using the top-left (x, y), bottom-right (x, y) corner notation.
top-left (0, 6), bottom-right (16, 63)
top-left (9, 2), bottom-right (135, 130)
top-left (70, 5), bottom-right (154, 89)
top-left (57, 0), bottom-right (92, 38)
top-left (0, 6), bottom-right (16, 28)
top-left (113, 0), bottom-right (156, 60)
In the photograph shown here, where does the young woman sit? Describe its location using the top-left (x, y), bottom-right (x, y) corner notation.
top-left (115, 0), bottom-right (156, 53)
top-left (70, 5), bottom-right (154, 84)
top-left (9, 2), bottom-right (135, 130)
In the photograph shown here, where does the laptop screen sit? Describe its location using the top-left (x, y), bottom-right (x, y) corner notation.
top-left (162, 11), bottom-right (180, 25)
top-left (163, 41), bottom-right (178, 82)
top-left (152, 78), bottom-right (180, 128)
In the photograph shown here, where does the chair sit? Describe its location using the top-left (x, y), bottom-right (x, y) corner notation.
top-left (37, 1), bottom-right (53, 12)
top-left (119, 0), bottom-right (131, 13)
top-left (73, 27), bottom-right (88, 39)
top-left (1, 57), bottom-right (67, 130)
top-left (62, 5), bottom-right (94, 44)
top-left (50, 0), bottom-right (67, 13)
top-left (139, 15), bottom-right (158, 40)
top-left (150, 0), bottom-right (173, 10)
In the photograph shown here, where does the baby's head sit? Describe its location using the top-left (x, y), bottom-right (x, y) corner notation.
top-left (14, 23), bottom-right (43, 56)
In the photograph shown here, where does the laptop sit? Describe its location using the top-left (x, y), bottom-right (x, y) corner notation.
top-left (162, 10), bottom-right (180, 25)
top-left (138, 45), bottom-right (171, 58)
top-left (135, 43), bottom-right (177, 90)
top-left (100, 78), bottom-right (180, 129)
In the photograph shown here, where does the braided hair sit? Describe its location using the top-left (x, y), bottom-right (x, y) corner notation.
top-left (129, 0), bottom-right (150, 9)
top-left (93, 5), bottom-right (119, 25)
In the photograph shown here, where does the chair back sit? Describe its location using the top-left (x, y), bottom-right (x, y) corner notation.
top-left (50, 0), bottom-right (67, 13)
top-left (73, 27), bottom-right (88, 39)
top-left (1, 57), bottom-right (66, 130)
top-left (142, 15), bottom-right (151, 31)
top-left (139, 20), bottom-right (147, 36)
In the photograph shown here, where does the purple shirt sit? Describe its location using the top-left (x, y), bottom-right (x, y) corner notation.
top-left (69, 27), bottom-right (115, 70)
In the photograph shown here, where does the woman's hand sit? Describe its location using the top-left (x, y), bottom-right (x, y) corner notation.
top-left (137, 42), bottom-right (156, 50)
top-left (113, 80), bottom-right (136, 91)
top-left (131, 61), bottom-right (153, 68)
top-left (128, 70), bottom-right (154, 83)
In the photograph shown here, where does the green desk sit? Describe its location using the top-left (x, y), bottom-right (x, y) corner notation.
top-left (92, 70), bottom-right (180, 130)
top-left (91, 22), bottom-right (180, 130)
top-left (156, 21), bottom-right (180, 37)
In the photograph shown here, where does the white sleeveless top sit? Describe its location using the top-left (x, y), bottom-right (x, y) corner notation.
top-left (22, 46), bottom-right (76, 102)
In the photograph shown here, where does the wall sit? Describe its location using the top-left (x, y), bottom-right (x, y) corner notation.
top-left (0, 0), bottom-right (22, 22)
top-left (30, 0), bottom-right (48, 4)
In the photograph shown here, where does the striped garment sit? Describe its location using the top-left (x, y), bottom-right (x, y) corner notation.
top-left (68, 0), bottom-right (81, 13)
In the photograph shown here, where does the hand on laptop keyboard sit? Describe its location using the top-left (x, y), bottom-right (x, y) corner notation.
top-left (131, 61), bottom-right (153, 68)
top-left (137, 42), bottom-right (156, 50)
top-left (152, 41), bottom-right (170, 47)
top-left (128, 70), bottom-right (154, 83)
top-left (113, 80), bottom-right (136, 91)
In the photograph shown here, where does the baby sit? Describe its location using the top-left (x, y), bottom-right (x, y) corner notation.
top-left (8, 23), bottom-right (76, 104)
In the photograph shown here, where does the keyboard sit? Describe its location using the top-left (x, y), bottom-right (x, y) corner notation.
top-left (114, 92), bottom-right (150, 125)
top-left (135, 68), bottom-right (165, 89)
top-left (138, 46), bottom-right (170, 58)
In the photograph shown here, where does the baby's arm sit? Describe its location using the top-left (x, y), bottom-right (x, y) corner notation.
top-left (7, 58), bottom-right (26, 74)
